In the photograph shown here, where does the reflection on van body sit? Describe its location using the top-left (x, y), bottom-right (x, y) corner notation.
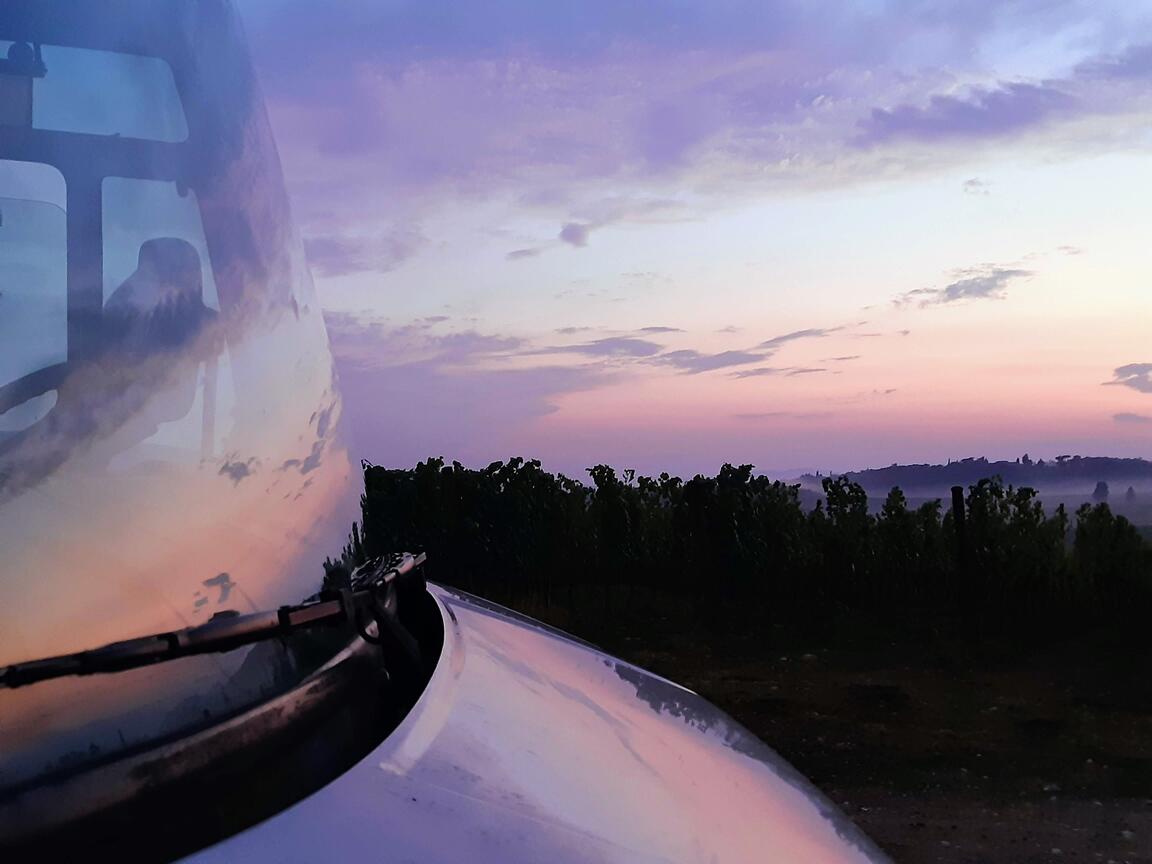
top-left (0, 0), bottom-right (355, 788)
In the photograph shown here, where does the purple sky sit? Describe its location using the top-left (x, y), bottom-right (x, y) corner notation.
top-left (238, 1), bottom-right (1152, 478)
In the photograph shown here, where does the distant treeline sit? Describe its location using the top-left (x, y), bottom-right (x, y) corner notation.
top-left (343, 458), bottom-right (1152, 645)
top-left (809, 454), bottom-right (1152, 494)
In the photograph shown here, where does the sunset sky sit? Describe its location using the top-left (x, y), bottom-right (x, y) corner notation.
top-left (237, 1), bottom-right (1152, 477)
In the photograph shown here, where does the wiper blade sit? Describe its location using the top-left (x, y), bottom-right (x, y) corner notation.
top-left (0, 552), bottom-right (427, 689)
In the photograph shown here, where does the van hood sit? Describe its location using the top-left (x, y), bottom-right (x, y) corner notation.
top-left (184, 584), bottom-right (891, 863)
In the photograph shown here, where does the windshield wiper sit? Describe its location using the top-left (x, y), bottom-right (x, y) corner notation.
top-left (0, 552), bottom-right (427, 689)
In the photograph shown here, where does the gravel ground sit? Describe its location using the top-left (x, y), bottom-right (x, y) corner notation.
top-left (606, 630), bottom-right (1152, 863)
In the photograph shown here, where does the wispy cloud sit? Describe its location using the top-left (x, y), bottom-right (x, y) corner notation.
top-left (856, 41), bottom-right (1152, 150)
top-left (756, 327), bottom-right (841, 350)
top-left (1105, 363), bottom-right (1152, 394)
top-left (535, 320), bottom-right (857, 375)
top-left (559, 222), bottom-right (593, 247)
top-left (324, 313), bottom-right (611, 466)
top-left (734, 410), bottom-right (834, 421)
top-left (787, 367), bottom-right (828, 376)
top-left (506, 201), bottom-right (695, 260)
top-left (1076, 42), bottom-right (1152, 81)
top-left (655, 349), bottom-right (766, 374)
top-left (304, 226), bottom-right (426, 276)
top-left (1114, 411), bottom-right (1152, 424)
top-left (324, 312), bottom-right (525, 369)
top-left (896, 265), bottom-right (1032, 307)
top-left (729, 365), bottom-right (831, 380)
top-left (962, 177), bottom-right (991, 196)
top-left (858, 82), bottom-right (1075, 146)
top-left (536, 336), bottom-right (665, 359)
top-left (937, 267), bottom-right (1032, 303)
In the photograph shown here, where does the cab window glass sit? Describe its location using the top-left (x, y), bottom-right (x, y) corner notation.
top-left (103, 177), bottom-right (220, 310)
top-left (0, 161), bottom-right (66, 433)
top-left (0, 40), bottom-right (188, 142)
top-left (101, 177), bottom-right (233, 463)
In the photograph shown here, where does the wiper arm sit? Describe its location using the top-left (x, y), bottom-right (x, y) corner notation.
top-left (0, 552), bottom-right (427, 690)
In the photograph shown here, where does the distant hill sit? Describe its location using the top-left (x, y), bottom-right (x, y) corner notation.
top-left (799, 456), bottom-right (1152, 495)
top-left (797, 457), bottom-right (1152, 528)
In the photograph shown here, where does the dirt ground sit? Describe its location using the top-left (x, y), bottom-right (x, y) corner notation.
top-left (606, 630), bottom-right (1152, 863)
